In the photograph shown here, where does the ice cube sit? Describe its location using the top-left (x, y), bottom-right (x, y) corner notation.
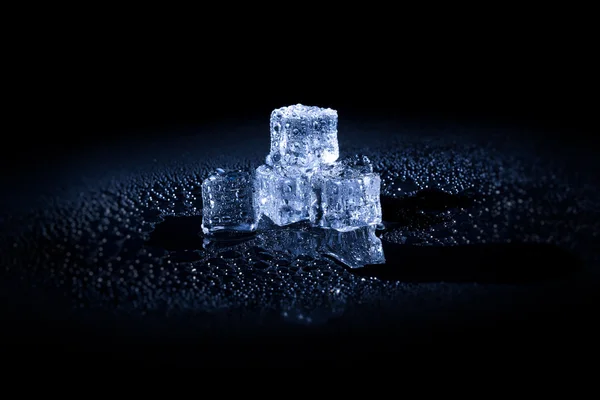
top-left (254, 164), bottom-right (312, 227)
top-left (310, 155), bottom-right (382, 231)
top-left (201, 169), bottom-right (257, 235)
top-left (322, 226), bottom-right (385, 268)
top-left (266, 104), bottom-right (338, 171)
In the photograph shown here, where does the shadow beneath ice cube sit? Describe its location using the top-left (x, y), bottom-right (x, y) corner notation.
top-left (349, 240), bottom-right (583, 284)
top-left (380, 188), bottom-right (478, 229)
top-left (145, 215), bottom-right (205, 251)
top-left (145, 214), bottom-right (256, 252)
top-left (371, 188), bottom-right (581, 284)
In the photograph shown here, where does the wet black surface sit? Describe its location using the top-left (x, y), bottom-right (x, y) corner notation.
top-left (1, 118), bottom-right (599, 365)
top-left (355, 240), bottom-right (581, 284)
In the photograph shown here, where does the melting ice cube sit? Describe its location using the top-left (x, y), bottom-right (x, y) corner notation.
top-left (201, 169), bottom-right (257, 235)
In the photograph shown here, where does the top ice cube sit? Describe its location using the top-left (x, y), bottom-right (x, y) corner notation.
top-left (266, 104), bottom-right (339, 172)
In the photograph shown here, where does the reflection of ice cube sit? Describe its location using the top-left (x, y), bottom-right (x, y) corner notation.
top-left (257, 226), bottom-right (324, 259)
top-left (256, 225), bottom-right (385, 269)
top-left (201, 169), bottom-right (257, 235)
top-left (322, 226), bottom-right (385, 269)
top-left (311, 156), bottom-right (382, 231)
top-left (266, 104), bottom-right (339, 172)
top-left (254, 164), bottom-right (312, 227)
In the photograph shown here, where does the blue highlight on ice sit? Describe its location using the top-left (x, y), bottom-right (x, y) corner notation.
top-left (200, 104), bottom-right (385, 268)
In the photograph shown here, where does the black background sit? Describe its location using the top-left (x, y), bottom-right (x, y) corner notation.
top-left (3, 9), bottom-right (599, 366)
top-left (40, 46), bottom-right (596, 140)
top-left (13, 10), bottom-right (597, 156)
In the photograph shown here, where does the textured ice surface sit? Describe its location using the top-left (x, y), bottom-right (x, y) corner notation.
top-left (201, 169), bottom-right (257, 234)
top-left (254, 164), bottom-right (311, 226)
top-left (266, 104), bottom-right (338, 172)
top-left (311, 155), bottom-right (382, 231)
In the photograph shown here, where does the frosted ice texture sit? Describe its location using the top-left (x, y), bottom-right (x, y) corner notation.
top-left (254, 164), bottom-right (311, 226)
top-left (266, 104), bottom-right (339, 172)
top-left (201, 169), bottom-right (257, 235)
top-left (310, 156), bottom-right (382, 231)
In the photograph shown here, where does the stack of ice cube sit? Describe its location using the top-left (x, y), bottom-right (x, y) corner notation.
top-left (201, 104), bottom-right (382, 235)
